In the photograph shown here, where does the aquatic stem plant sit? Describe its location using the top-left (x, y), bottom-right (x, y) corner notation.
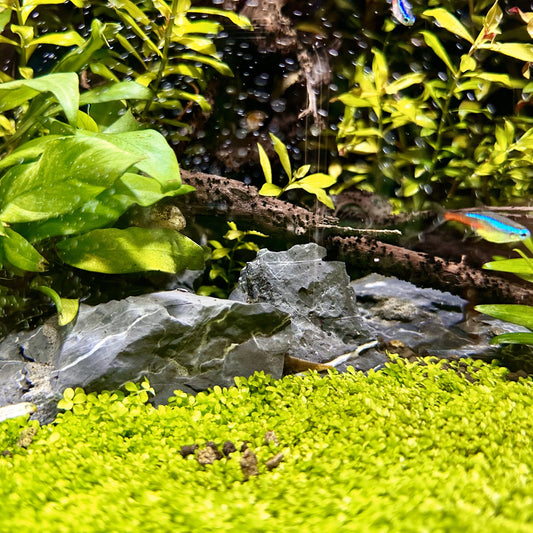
top-left (335, 1), bottom-right (533, 209)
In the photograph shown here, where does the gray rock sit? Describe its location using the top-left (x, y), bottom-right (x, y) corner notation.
top-left (0, 290), bottom-right (290, 422)
top-left (351, 273), bottom-right (529, 361)
top-left (230, 243), bottom-right (384, 370)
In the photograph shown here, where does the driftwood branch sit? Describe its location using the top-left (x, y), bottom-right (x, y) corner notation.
top-left (178, 170), bottom-right (533, 305)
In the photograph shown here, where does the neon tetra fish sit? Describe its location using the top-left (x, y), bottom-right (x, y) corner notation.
top-left (444, 211), bottom-right (531, 244)
top-left (391, 0), bottom-right (415, 26)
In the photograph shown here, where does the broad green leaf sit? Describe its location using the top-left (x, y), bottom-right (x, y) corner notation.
top-left (0, 73), bottom-right (79, 125)
top-left (479, 42), bottom-right (533, 63)
top-left (100, 129), bottom-right (182, 191)
top-left (421, 30), bottom-right (457, 73)
top-left (257, 143), bottom-right (272, 183)
top-left (103, 109), bottom-right (142, 133)
top-left (57, 227), bottom-right (204, 274)
top-left (423, 8), bottom-right (474, 43)
top-left (385, 73), bottom-right (426, 94)
top-left (189, 7), bottom-right (253, 30)
top-left (76, 110), bottom-right (99, 132)
top-left (0, 134), bottom-right (63, 172)
top-left (1, 227), bottom-right (47, 271)
top-left (32, 285), bottom-right (79, 325)
top-left (490, 332), bottom-right (533, 345)
top-left (0, 134), bottom-right (141, 223)
top-left (269, 133), bottom-right (292, 180)
top-left (79, 81), bottom-right (153, 105)
top-left (475, 304), bottom-right (533, 329)
top-left (258, 183), bottom-right (282, 197)
top-left (175, 53), bottom-right (234, 76)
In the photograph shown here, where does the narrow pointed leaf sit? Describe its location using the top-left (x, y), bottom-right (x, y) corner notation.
top-left (269, 133), bottom-right (292, 180)
top-left (257, 143), bottom-right (272, 183)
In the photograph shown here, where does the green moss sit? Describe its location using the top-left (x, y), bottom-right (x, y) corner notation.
top-left (1, 358), bottom-right (533, 532)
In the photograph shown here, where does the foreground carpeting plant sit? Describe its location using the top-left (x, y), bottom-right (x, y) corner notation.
top-left (1, 357), bottom-right (533, 532)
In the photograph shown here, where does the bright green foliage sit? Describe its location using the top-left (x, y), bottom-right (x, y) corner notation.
top-left (1, 358), bottom-right (533, 531)
top-left (476, 237), bottom-right (533, 346)
top-left (336, 1), bottom-right (533, 209)
top-left (198, 221), bottom-right (267, 298)
top-left (258, 133), bottom-right (336, 209)
top-left (0, 76), bottom-right (203, 325)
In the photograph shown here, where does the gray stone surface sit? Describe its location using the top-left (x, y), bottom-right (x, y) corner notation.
top-left (351, 273), bottom-right (529, 361)
top-left (0, 290), bottom-right (290, 422)
top-left (230, 243), bottom-right (385, 370)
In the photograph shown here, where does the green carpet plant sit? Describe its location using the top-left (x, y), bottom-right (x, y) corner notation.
top-left (1, 357), bottom-right (533, 532)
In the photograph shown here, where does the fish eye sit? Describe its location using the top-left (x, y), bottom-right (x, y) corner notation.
top-left (520, 229), bottom-right (531, 238)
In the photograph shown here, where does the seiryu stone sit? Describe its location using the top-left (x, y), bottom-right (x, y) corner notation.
top-left (0, 291), bottom-right (290, 422)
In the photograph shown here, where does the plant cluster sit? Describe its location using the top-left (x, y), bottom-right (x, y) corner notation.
top-left (0, 0), bottom-right (252, 326)
top-left (197, 221), bottom-right (267, 298)
top-left (475, 232), bottom-right (533, 346)
top-left (1, 358), bottom-right (533, 531)
top-left (335, 1), bottom-right (533, 209)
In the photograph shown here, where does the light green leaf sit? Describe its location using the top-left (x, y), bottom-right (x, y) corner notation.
top-left (257, 143), bottom-right (272, 183)
top-left (0, 134), bottom-right (141, 223)
top-left (385, 73), bottom-right (426, 94)
top-left (479, 41), bottom-right (533, 63)
top-left (459, 54), bottom-right (476, 73)
top-left (423, 8), bottom-right (474, 43)
top-left (188, 7), bottom-right (253, 30)
top-left (175, 53), bottom-right (233, 76)
top-left (490, 332), bottom-right (533, 345)
top-left (420, 31), bottom-right (457, 74)
top-left (258, 183), bottom-right (283, 197)
top-left (372, 48), bottom-right (389, 91)
top-left (269, 133), bottom-right (292, 180)
top-left (0, 72), bottom-right (79, 125)
top-left (57, 227), bottom-right (204, 274)
top-left (166, 90), bottom-right (211, 112)
top-left (1, 227), bottom-right (47, 271)
top-left (80, 81), bottom-right (153, 105)
top-left (293, 173), bottom-right (337, 189)
top-left (32, 285), bottom-right (79, 325)
top-left (76, 110), bottom-right (99, 132)
top-left (293, 164), bottom-right (311, 180)
top-left (30, 30), bottom-right (84, 48)
top-left (108, 0), bottom-right (151, 25)
top-left (172, 35), bottom-right (216, 56)
top-left (99, 129), bottom-right (181, 191)
top-left (483, 258), bottom-right (533, 275)
top-left (475, 304), bottom-right (533, 329)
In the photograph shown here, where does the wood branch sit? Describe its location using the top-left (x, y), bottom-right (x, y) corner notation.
top-left (327, 235), bottom-right (533, 305)
top-left (179, 169), bottom-right (339, 238)
top-left (178, 170), bottom-right (533, 305)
